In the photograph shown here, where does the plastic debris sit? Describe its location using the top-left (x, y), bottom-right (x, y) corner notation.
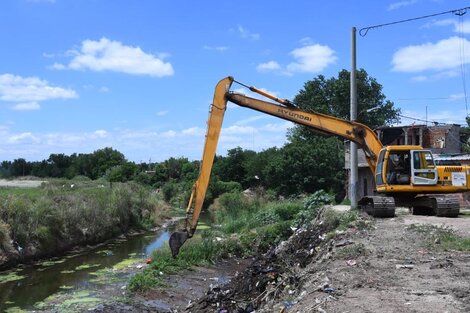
top-left (323, 287), bottom-right (336, 294)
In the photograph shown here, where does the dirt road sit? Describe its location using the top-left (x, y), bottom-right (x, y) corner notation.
top-left (0, 179), bottom-right (45, 188)
top-left (290, 212), bottom-right (470, 313)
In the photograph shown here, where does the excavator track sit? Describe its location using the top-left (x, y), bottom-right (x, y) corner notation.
top-left (358, 196), bottom-right (396, 218)
top-left (411, 194), bottom-right (460, 217)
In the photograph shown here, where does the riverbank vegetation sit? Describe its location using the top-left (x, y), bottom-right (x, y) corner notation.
top-left (0, 179), bottom-right (170, 269)
top-left (128, 190), bottom-right (355, 292)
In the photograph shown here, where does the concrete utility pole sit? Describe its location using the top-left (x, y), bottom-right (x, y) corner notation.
top-left (350, 27), bottom-right (358, 209)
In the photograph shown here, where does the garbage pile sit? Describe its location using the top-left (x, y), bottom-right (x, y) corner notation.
top-left (189, 207), bottom-right (333, 312)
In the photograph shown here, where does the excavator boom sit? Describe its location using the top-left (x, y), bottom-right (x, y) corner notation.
top-left (169, 77), bottom-right (234, 257)
top-left (170, 76), bottom-right (383, 257)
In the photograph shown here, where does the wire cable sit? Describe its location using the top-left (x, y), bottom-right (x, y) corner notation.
top-left (458, 13), bottom-right (469, 116)
top-left (359, 6), bottom-right (470, 36)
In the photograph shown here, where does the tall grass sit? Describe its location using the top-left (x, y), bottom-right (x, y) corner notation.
top-left (0, 181), bottom-right (169, 264)
top-left (129, 190), bottom-right (337, 292)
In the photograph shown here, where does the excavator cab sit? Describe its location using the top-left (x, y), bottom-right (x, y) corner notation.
top-left (376, 146), bottom-right (438, 188)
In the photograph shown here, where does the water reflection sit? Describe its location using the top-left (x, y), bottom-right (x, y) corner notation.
top-left (0, 230), bottom-right (170, 311)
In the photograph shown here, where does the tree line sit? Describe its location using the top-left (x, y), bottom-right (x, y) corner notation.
top-left (0, 69), bottom-right (401, 201)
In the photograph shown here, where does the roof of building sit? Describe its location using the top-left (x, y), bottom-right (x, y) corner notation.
top-left (434, 154), bottom-right (470, 161)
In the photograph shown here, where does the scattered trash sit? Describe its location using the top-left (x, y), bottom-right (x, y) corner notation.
top-left (244, 303), bottom-right (255, 312)
top-left (323, 287), bottom-right (336, 294)
top-left (283, 300), bottom-right (295, 309)
top-left (395, 264), bottom-right (414, 269)
top-left (346, 260), bottom-right (356, 266)
top-left (335, 239), bottom-right (353, 247)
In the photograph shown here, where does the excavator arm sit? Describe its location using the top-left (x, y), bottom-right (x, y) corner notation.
top-left (169, 76), bottom-right (383, 257)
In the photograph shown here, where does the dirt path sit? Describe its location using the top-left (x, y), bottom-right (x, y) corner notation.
top-left (0, 179), bottom-right (45, 188)
top-left (291, 212), bottom-right (470, 313)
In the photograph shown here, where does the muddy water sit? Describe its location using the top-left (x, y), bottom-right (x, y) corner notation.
top-left (0, 229), bottom-right (170, 311)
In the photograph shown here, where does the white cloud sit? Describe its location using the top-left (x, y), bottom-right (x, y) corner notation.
top-left (50, 63), bottom-right (66, 70)
top-left (12, 102), bottom-right (40, 111)
top-left (223, 125), bottom-right (257, 135)
top-left (156, 110), bottom-right (169, 116)
top-left (7, 132), bottom-right (40, 144)
top-left (0, 121), bottom-right (290, 161)
top-left (262, 121), bottom-right (292, 132)
top-left (237, 25), bottom-right (260, 40)
top-left (387, 0), bottom-right (417, 11)
top-left (423, 18), bottom-right (470, 34)
top-left (182, 127), bottom-right (205, 136)
top-left (400, 108), bottom-right (467, 126)
top-left (411, 70), bottom-right (459, 82)
top-left (203, 45), bottom-right (229, 52)
top-left (256, 61), bottom-right (281, 72)
top-left (0, 73), bottom-right (78, 102)
top-left (257, 41), bottom-right (336, 76)
top-left (53, 38), bottom-right (174, 77)
top-left (392, 36), bottom-right (470, 72)
top-left (299, 37), bottom-right (314, 46)
top-left (161, 130), bottom-right (177, 138)
top-left (448, 93), bottom-right (466, 101)
top-left (287, 44), bottom-right (337, 74)
top-left (411, 75), bottom-right (428, 82)
top-left (93, 130), bottom-right (108, 138)
top-left (235, 115), bottom-right (266, 126)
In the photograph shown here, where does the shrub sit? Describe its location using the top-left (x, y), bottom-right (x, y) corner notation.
top-left (216, 192), bottom-right (254, 222)
top-left (249, 210), bottom-right (281, 228)
top-left (162, 181), bottom-right (178, 202)
top-left (270, 201), bottom-right (303, 221)
top-left (303, 190), bottom-right (334, 210)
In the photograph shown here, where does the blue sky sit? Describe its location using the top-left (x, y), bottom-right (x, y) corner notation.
top-left (1, 0), bottom-right (470, 162)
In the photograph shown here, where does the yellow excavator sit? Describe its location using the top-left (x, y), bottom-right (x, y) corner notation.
top-left (169, 76), bottom-right (469, 257)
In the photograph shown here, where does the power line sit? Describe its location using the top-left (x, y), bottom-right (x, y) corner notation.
top-left (399, 113), bottom-right (467, 126)
top-left (359, 6), bottom-right (470, 36)
top-left (393, 96), bottom-right (468, 101)
top-left (399, 114), bottom-right (437, 125)
top-left (360, 6), bottom-right (470, 121)
top-left (457, 13), bottom-right (469, 116)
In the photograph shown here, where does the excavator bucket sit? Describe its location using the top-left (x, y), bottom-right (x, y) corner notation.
top-left (169, 231), bottom-right (189, 258)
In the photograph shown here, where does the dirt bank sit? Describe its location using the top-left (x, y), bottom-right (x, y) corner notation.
top-left (106, 206), bottom-right (470, 313)
top-left (0, 178), bottom-right (46, 188)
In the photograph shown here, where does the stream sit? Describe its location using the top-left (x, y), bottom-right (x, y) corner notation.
top-left (0, 228), bottom-right (172, 312)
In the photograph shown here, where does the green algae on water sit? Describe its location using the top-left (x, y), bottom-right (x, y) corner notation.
top-left (75, 263), bottom-right (101, 271)
top-left (0, 272), bottom-right (25, 284)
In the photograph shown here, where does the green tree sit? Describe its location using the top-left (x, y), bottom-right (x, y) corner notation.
top-left (10, 158), bottom-right (31, 177)
top-left (47, 153), bottom-right (72, 177)
top-left (214, 147), bottom-right (256, 189)
top-left (283, 69), bottom-right (399, 195)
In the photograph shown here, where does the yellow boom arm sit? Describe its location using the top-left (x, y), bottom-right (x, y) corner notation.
top-left (169, 76), bottom-right (383, 257)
